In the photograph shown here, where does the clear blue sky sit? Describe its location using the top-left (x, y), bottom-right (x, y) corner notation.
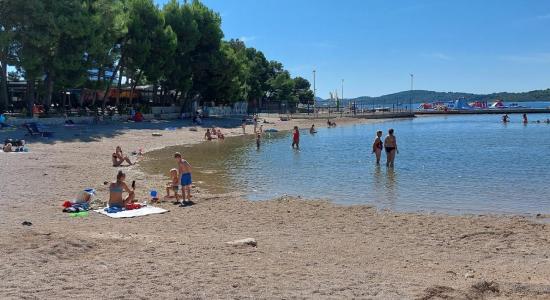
top-left (155, 0), bottom-right (550, 98)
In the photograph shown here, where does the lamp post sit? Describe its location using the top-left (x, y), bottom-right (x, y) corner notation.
top-left (313, 70), bottom-right (316, 116)
top-left (410, 73), bottom-right (414, 112)
top-left (341, 79), bottom-right (344, 114)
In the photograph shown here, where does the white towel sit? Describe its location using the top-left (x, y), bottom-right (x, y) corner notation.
top-left (95, 206), bottom-right (168, 219)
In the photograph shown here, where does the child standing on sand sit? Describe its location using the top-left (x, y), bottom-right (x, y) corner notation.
top-left (174, 152), bottom-right (193, 206)
top-left (372, 130), bottom-right (383, 165)
top-left (165, 168), bottom-right (180, 202)
top-left (292, 126), bottom-right (300, 149)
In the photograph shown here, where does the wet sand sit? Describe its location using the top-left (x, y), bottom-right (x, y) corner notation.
top-left (0, 116), bottom-right (549, 299)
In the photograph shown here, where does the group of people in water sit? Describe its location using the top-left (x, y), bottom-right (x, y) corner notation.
top-left (502, 113), bottom-right (550, 124)
top-left (204, 126), bottom-right (225, 141)
top-left (372, 129), bottom-right (398, 167)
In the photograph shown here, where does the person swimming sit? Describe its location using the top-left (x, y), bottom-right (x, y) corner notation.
top-left (217, 129), bottom-right (225, 140)
top-left (310, 124), bottom-right (317, 134)
top-left (204, 129), bottom-right (213, 141)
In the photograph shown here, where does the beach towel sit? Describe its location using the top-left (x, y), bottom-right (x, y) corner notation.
top-left (95, 205), bottom-right (168, 219)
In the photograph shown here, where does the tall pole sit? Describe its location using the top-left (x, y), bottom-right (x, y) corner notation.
top-left (313, 70), bottom-right (316, 116)
top-left (410, 73), bottom-right (414, 112)
top-left (341, 79), bottom-right (344, 113)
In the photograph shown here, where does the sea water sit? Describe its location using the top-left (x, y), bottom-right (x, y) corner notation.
top-left (142, 113), bottom-right (550, 215)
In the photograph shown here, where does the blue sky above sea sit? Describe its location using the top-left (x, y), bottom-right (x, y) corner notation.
top-left (160, 1), bottom-right (550, 98)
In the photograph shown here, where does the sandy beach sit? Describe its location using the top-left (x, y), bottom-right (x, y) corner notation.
top-left (1, 116), bottom-right (549, 299)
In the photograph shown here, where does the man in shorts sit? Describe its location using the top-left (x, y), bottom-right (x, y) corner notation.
top-left (174, 152), bottom-right (193, 207)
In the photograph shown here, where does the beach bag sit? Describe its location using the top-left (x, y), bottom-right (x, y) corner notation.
top-left (75, 188), bottom-right (96, 203)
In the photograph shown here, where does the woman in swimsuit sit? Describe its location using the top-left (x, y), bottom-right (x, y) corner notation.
top-left (112, 146), bottom-right (133, 166)
top-left (372, 130), bottom-right (383, 165)
top-left (384, 129), bottom-right (398, 167)
top-left (109, 170), bottom-right (135, 207)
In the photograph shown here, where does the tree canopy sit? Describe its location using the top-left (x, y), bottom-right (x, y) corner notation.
top-left (0, 0), bottom-right (313, 113)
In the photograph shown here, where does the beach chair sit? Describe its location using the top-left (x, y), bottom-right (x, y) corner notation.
top-left (24, 122), bottom-right (53, 137)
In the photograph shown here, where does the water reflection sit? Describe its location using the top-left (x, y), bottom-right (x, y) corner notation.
top-left (384, 167), bottom-right (397, 210)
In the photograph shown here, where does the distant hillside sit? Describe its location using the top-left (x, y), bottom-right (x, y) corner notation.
top-left (318, 89), bottom-right (550, 105)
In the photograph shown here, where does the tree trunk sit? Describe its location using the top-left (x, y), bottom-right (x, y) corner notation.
top-left (97, 67), bottom-right (103, 83)
top-left (129, 70), bottom-right (143, 105)
top-left (25, 80), bottom-right (35, 117)
top-left (91, 89), bottom-right (97, 107)
top-left (101, 54), bottom-right (124, 108)
top-left (115, 65), bottom-right (124, 106)
top-left (44, 71), bottom-right (54, 114)
top-left (152, 83), bottom-right (158, 104)
top-left (0, 60), bottom-right (8, 110)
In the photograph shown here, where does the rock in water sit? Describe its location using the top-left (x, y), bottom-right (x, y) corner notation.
top-left (226, 238), bottom-right (257, 247)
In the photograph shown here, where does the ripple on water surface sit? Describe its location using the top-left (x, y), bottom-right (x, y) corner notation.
top-left (141, 114), bottom-right (550, 215)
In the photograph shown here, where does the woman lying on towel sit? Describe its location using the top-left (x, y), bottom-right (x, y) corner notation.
top-left (109, 170), bottom-right (135, 207)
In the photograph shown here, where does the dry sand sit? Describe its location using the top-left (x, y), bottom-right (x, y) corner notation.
top-left (0, 116), bottom-right (549, 299)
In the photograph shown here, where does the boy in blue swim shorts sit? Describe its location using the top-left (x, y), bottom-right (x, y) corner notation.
top-left (174, 152), bottom-right (193, 206)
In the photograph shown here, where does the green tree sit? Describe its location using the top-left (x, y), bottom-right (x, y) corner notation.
top-left (267, 70), bottom-right (296, 102)
top-left (188, 0), bottom-right (224, 105)
top-left (122, 0), bottom-right (167, 101)
top-left (0, 1), bottom-right (19, 111)
top-left (163, 0), bottom-right (199, 107)
top-left (293, 76), bottom-right (314, 104)
top-left (85, 0), bottom-right (127, 96)
top-left (3, 0), bottom-right (49, 114)
top-left (245, 48), bottom-right (270, 108)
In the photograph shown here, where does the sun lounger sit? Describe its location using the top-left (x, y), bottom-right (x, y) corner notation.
top-left (24, 122), bottom-right (53, 137)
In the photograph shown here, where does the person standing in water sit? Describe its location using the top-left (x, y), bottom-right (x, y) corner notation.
top-left (241, 118), bottom-right (247, 134)
top-left (372, 130), bottom-right (383, 165)
top-left (523, 113), bottom-right (528, 124)
top-left (384, 129), bottom-right (398, 167)
top-left (502, 114), bottom-right (510, 123)
top-left (256, 132), bottom-right (261, 149)
top-left (292, 126), bottom-right (300, 149)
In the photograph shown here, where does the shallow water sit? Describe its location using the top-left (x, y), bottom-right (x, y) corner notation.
top-left (142, 113), bottom-right (550, 215)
